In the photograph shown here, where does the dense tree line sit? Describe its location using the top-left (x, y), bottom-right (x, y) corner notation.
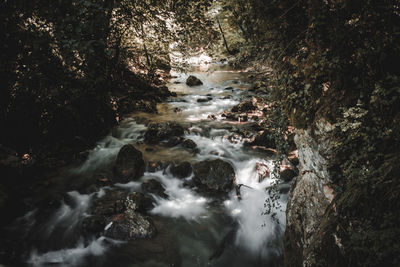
top-left (0, 0), bottom-right (216, 155)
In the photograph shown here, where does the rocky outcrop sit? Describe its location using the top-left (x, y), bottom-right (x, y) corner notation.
top-left (284, 118), bottom-right (337, 266)
top-left (114, 144), bottom-right (145, 183)
top-left (186, 75), bottom-right (203, 86)
top-left (193, 159), bottom-right (235, 193)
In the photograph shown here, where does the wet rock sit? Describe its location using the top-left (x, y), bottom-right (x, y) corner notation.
top-left (170, 161), bottom-right (192, 178)
top-left (181, 139), bottom-right (197, 150)
top-left (197, 97), bottom-right (212, 103)
top-left (210, 151), bottom-right (220, 156)
top-left (173, 107), bottom-right (182, 113)
top-left (193, 159), bottom-right (235, 193)
top-left (82, 190), bottom-right (156, 240)
top-left (225, 133), bottom-right (241, 144)
top-left (280, 168), bottom-right (297, 182)
top-left (141, 179), bottom-right (167, 198)
top-left (224, 86), bottom-right (233, 90)
top-left (166, 136), bottom-right (183, 147)
top-left (144, 122), bottom-right (184, 144)
top-left (231, 100), bottom-right (257, 113)
top-left (104, 212), bottom-right (156, 241)
top-left (256, 162), bottom-right (270, 182)
top-left (207, 114), bottom-right (217, 120)
top-left (114, 144), bottom-right (144, 183)
top-left (104, 218), bottom-right (180, 266)
top-left (186, 75), bottom-right (203, 86)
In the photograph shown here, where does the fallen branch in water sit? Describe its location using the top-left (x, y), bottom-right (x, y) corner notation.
top-left (235, 183), bottom-right (255, 200)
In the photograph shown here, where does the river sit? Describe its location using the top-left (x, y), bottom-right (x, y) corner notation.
top-left (12, 63), bottom-right (288, 267)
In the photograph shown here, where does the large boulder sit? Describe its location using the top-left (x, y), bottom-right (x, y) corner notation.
top-left (114, 144), bottom-right (145, 183)
top-left (186, 75), bottom-right (203, 86)
top-left (170, 161), bottom-right (192, 178)
top-left (82, 190), bottom-right (156, 240)
top-left (144, 122), bottom-right (184, 144)
top-left (193, 159), bottom-right (235, 193)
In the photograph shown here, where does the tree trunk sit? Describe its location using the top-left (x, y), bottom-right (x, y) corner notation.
top-left (217, 18), bottom-right (232, 55)
top-left (140, 23), bottom-right (151, 68)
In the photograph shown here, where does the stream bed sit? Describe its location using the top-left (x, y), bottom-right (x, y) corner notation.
top-left (9, 64), bottom-right (288, 267)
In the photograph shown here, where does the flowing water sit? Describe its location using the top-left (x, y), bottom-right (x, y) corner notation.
top-left (10, 63), bottom-right (289, 267)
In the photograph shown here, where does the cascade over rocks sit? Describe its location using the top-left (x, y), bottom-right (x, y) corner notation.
top-left (82, 190), bottom-right (156, 240)
top-left (114, 144), bottom-right (145, 183)
top-left (141, 179), bottom-right (167, 198)
top-left (186, 75), bottom-right (203, 86)
top-left (193, 159), bottom-right (235, 193)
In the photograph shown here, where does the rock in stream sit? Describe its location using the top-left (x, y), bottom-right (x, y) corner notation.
top-left (193, 159), bottom-right (235, 193)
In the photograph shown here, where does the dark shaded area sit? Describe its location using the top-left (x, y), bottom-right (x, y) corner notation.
top-left (0, 1), bottom-right (399, 267)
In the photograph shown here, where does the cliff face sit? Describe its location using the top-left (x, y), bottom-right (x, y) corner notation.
top-left (284, 114), bottom-right (400, 267)
top-left (284, 119), bottom-right (340, 266)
